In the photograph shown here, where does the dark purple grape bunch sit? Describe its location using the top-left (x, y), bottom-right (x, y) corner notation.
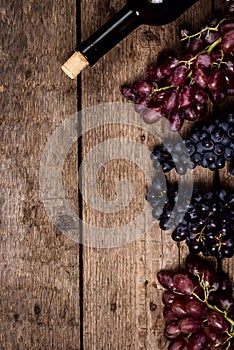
top-left (150, 112), bottom-right (234, 175)
top-left (121, 3), bottom-right (234, 131)
top-left (147, 182), bottom-right (234, 258)
top-left (158, 255), bottom-right (234, 350)
top-left (171, 187), bottom-right (234, 259)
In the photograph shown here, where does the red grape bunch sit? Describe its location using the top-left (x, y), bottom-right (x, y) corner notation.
top-left (121, 1), bottom-right (234, 131)
top-left (157, 255), bottom-right (234, 350)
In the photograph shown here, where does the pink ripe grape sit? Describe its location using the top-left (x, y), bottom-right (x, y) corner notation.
top-left (219, 19), bottom-right (234, 35)
top-left (188, 38), bottom-right (205, 54)
top-left (162, 291), bottom-right (178, 307)
top-left (196, 53), bottom-right (213, 67)
top-left (160, 57), bottom-right (179, 76)
top-left (186, 300), bottom-right (205, 318)
top-left (142, 105), bottom-right (163, 124)
top-left (170, 65), bottom-right (189, 86)
top-left (163, 307), bottom-right (178, 322)
top-left (155, 90), bottom-right (168, 102)
top-left (207, 310), bottom-right (229, 332)
top-left (147, 65), bottom-right (163, 81)
top-left (168, 338), bottom-right (188, 350)
top-left (157, 271), bottom-right (175, 290)
top-left (168, 109), bottom-right (185, 131)
top-left (165, 322), bottom-right (181, 340)
top-left (134, 96), bottom-right (151, 114)
top-left (208, 68), bottom-right (226, 92)
top-left (225, 67), bottom-right (234, 89)
top-left (120, 85), bottom-right (137, 101)
top-left (171, 299), bottom-right (188, 318)
top-left (221, 28), bottom-right (234, 53)
top-left (132, 80), bottom-right (153, 96)
top-left (194, 87), bottom-right (208, 104)
top-left (178, 317), bottom-right (202, 333)
top-left (178, 85), bottom-right (195, 108)
top-left (163, 89), bottom-right (178, 112)
top-left (183, 106), bottom-right (199, 121)
top-left (173, 273), bottom-right (194, 294)
top-left (192, 66), bottom-right (208, 88)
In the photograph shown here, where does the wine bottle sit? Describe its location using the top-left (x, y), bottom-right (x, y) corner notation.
top-left (62, 0), bottom-right (199, 79)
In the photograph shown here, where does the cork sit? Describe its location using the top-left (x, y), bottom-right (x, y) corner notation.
top-left (61, 51), bottom-right (89, 79)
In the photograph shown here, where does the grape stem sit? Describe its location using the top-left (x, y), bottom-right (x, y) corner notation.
top-left (180, 18), bottom-right (227, 41)
top-left (192, 289), bottom-right (234, 327)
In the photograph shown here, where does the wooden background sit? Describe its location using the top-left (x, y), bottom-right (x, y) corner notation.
top-left (0, 0), bottom-right (233, 349)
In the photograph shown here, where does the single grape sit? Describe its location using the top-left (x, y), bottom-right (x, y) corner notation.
top-left (163, 307), bottom-right (179, 322)
top-left (178, 317), bottom-right (202, 333)
top-left (142, 105), bottom-right (164, 124)
top-left (178, 85), bottom-right (194, 108)
top-left (170, 65), bottom-right (189, 86)
top-left (221, 28), bottom-right (234, 53)
top-left (132, 80), bottom-right (153, 96)
top-left (186, 300), bottom-right (205, 318)
top-left (157, 271), bottom-right (175, 290)
top-left (171, 299), bottom-right (188, 318)
top-left (173, 274), bottom-right (194, 295)
top-left (192, 66), bottom-right (208, 88)
top-left (120, 85), bottom-right (137, 101)
top-left (196, 53), bottom-right (213, 67)
top-left (207, 310), bottom-right (229, 332)
top-left (208, 68), bottom-right (226, 92)
top-left (163, 89), bottom-right (179, 112)
top-left (168, 109), bottom-right (185, 131)
top-left (162, 291), bottom-right (178, 307)
top-left (165, 322), bottom-right (181, 340)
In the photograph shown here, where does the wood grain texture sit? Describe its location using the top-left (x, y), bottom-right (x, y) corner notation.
top-left (0, 1), bottom-right (80, 349)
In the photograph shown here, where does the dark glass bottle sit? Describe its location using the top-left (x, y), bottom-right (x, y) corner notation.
top-left (62, 0), bottom-right (199, 78)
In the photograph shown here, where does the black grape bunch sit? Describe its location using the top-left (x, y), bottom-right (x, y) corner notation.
top-left (121, 1), bottom-right (234, 131)
top-left (150, 113), bottom-right (234, 175)
top-left (147, 179), bottom-right (234, 259)
top-left (158, 255), bottom-right (234, 350)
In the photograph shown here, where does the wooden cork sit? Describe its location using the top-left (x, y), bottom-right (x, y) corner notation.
top-left (61, 51), bottom-right (89, 79)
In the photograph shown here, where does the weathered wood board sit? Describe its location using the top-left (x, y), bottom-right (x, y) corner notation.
top-left (0, 1), bottom-right (80, 349)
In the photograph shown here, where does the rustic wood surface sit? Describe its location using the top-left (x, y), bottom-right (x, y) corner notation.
top-left (0, 1), bottom-right (80, 349)
top-left (1, 0), bottom-right (233, 349)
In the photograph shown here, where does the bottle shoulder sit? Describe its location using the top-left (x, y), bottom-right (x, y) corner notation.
top-left (127, 0), bottom-right (199, 26)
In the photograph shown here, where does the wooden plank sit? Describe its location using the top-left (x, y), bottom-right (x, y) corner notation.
top-left (80, 0), bottom-right (214, 349)
top-left (214, 0), bottom-right (234, 282)
top-left (0, 1), bottom-right (80, 349)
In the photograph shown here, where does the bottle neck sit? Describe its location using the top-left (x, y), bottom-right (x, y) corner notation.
top-left (75, 0), bottom-right (200, 68)
top-left (78, 4), bottom-right (140, 66)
